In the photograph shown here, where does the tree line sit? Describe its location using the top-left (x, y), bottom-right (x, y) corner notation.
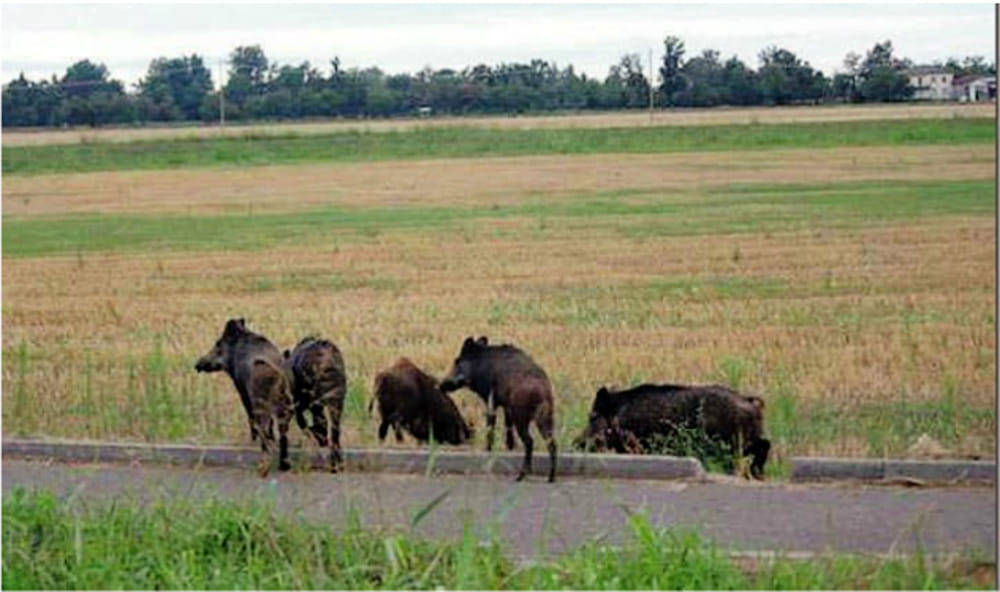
top-left (3, 37), bottom-right (994, 128)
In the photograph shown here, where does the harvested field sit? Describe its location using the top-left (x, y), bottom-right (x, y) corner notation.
top-left (2, 103), bottom-right (993, 147)
top-left (3, 145), bottom-right (993, 217)
top-left (1, 114), bottom-right (995, 471)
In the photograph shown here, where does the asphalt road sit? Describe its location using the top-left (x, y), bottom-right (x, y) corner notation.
top-left (3, 459), bottom-right (994, 559)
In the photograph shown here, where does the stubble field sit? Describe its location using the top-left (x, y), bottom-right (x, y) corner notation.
top-left (2, 107), bottom-right (995, 474)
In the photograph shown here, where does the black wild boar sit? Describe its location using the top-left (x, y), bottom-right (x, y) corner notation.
top-left (576, 383), bottom-right (770, 479)
top-left (284, 336), bottom-right (348, 472)
top-left (440, 336), bottom-right (557, 482)
top-left (194, 318), bottom-right (294, 476)
top-left (371, 357), bottom-right (472, 445)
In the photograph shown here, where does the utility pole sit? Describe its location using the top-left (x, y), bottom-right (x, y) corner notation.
top-left (648, 48), bottom-right (654, 122)
top-left (218, 59), bottom-right (226, 127)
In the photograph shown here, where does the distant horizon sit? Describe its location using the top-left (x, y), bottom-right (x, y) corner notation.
top-left (3, 4), bottom-right (995, 88)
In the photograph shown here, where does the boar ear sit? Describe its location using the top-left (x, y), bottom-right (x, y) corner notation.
top-left (461, 336), bottom-right (476, 354)
top-left (476, 336), bottom-right (488, 346)
top-left (224, 318), bottom-right (246, 339)
top-left (595, 386), bottom-right (609, 401)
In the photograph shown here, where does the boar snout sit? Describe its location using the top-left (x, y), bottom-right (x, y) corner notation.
top-left (194, 357), bottom-right (223, 373)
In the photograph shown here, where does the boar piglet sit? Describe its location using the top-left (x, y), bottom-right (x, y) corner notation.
top-left (371, 357), bottom-right (472, 445)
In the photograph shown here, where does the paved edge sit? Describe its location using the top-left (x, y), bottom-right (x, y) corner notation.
top-left (4, 440), bottom-right (994, 484)
top-left (790, 457), bottom-right (996, 484)
top-left (1, 439), bottom-right (704, 480)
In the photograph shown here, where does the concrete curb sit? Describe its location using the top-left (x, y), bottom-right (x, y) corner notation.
top-left (5, 440), bottom-right (992, 484)
top-left (1, 439), bottom-right (704, 481)
top-left (790, 457), bottom-right (995, 484)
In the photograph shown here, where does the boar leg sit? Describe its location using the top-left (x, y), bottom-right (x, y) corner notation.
top-left (746, 438), bottom-right (771, 480)
top-left (536, 406), bottom-right (557, 483)
top-left (504, 412), bottom-right (516, 450)
top-left (514, 419), bottom-right (533, 482)
top-left (378, 418), bottom-right (391, 442)
top-left (275, 403), bottom-right (293, 472)
top-left (238, 389), bottom-right (258, 441)
top-left (307, 403), bottom-right (329, 447)
top-left (254, 412), bottom-right (274, 477)
top-left (326, 402), bottom-right (343, 472)
top-left (484, 409), bottom-right (498, 451)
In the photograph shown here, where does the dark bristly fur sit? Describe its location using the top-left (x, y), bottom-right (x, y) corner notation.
top-left (440, 336), bottom-right (557, 482)
top-left (283, 336), bottom-right (348, 472)
top-left (371, 357), bottom-right (472, 445)
top-left (575, 383), bottom-right (771, 479)
top-left (194, 318), bottom-right (294, 476)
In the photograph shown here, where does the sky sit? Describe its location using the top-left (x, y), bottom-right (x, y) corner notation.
top-left (1, 3), bottom-right (996, 88)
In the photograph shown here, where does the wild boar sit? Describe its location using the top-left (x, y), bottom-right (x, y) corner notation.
top-left (284, 336), bottom-right (348, 472)
top-left (576, 383), bottom-right (770, 479)
top-left (440, 336), bottom-right (556, 482)
top-left (194, 318), bottom-right (294, 476)
top-left (371, 357), bottom-right (472, 445)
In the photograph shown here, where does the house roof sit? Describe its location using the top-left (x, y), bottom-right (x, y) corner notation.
top-left (905, 65), bottom-right (950, 76)
top-left (953, 75), bottom-right (996, 87)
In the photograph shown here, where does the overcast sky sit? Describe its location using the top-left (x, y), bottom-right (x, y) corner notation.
top-left (2, 3), bottom-right (995, 88)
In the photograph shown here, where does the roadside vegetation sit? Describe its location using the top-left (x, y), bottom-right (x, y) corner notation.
top-left (3, 489), bottom-right (993, 590)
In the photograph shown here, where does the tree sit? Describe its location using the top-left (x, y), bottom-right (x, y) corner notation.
top-left (659, 36), bottom-right (686, 107)
top-left (2, 74), bottom-right (63, 126)
top-left (678, 49), bottom-right (726, 107)
top-left (138, 54), bottom-right (213, 121)
top-left (60, 60), bottom-right (130, 126)
top-left (854, 41), bottom-right (913, 102)
top-left (757, 46), bottom-right (826, 104)
top-left (612, 53), bottom-right (649, 108)
top-left (226, 45), bottom-right (269, 109)
top-left (721, 56), bottom-right (760, 105)
top-left (943, 55), bottom-right (996, 77)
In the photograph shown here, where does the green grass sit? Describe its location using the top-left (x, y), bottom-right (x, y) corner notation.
top-left (3, 118), bottom-right (994, 175)
top-left (769, 397), bottom-right (996, 458)
top-left (3, 489), bottom-right (991, 590)
top-left (4, 179), bottom-right (993, 258)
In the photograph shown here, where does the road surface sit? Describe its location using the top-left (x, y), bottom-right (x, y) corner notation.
top-left (3, 459), bottom-right (994, 559)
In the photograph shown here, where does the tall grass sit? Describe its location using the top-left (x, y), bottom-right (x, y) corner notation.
top-left (3, 489), bottom-right (992, 590)
top-left (1, 339), bottom-right (227, 443)
top-left (3, 118), bottom-right (993, 175)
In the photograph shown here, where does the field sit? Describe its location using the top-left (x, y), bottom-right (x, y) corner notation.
top-left (1, 107), bottom-right (995, 470)
top-left (2, 102), bottom-right (992, 147)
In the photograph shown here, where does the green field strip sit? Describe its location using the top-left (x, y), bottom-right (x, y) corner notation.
top-left (3, 179), bottom-right (993, 258)
top-left (3, 118), bottom-right (994, 175)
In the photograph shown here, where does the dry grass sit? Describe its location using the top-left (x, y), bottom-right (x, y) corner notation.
top-left (3, 145), bottom-right (993, 217)
top-left (2, 103), bottom-right (993, 147)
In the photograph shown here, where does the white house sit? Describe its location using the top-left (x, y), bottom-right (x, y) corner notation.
top-left (954, 75), bottom-right (996, 102)
top-left (905, 66), bottom-right (954, 100)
